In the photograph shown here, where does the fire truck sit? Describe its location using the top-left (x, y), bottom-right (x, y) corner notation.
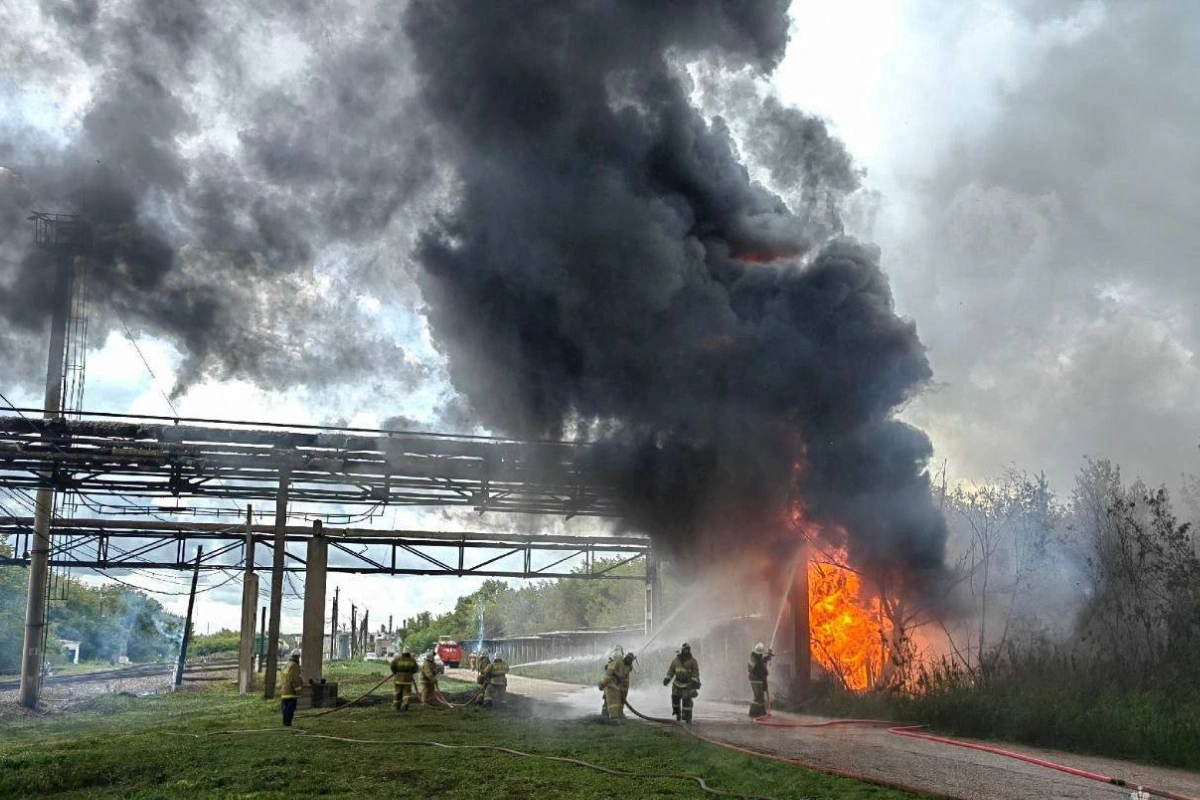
top-left (435, 637), bottom-right (462, 668)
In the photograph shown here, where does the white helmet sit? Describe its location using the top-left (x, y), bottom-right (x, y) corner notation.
top-left (611, 645), bottom-right (625, 659)
top-left (492, 652), bottom-right (502, 661)
top-left (753, 642), bottom-right (766, 655)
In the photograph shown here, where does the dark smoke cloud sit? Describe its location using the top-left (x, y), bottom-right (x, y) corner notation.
top-left (403, 1), bottom-right (947, 579)
top-left (1, 0), bottom-right (434, 394)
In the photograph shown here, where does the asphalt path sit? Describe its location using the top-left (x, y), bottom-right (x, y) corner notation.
top-left (449, 669), bottom-right (1200, 800)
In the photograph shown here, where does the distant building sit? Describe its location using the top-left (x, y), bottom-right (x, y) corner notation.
top-left (59, 639), bottom-right (81, 664)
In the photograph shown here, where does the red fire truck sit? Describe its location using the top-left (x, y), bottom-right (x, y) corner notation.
top-left (435, 637), bottom-right (462, 668)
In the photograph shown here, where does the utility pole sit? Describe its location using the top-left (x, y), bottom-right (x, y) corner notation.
top-left (257, 605), bottom-right (267, 672)
top-left (329, 586), bottom-right (339, 661)
top-left (350, 605), bottom-right (357, 658)
top-left (20, 212), bottom-right (89, 709)
top-left (388, 614), bottom-right (392, 635)
top-left (174, 546), bottom-right (203, 689)
top-left (263, 472), bottom-right (289, 699)
top-left (361, 609), bottom-right (369, 656)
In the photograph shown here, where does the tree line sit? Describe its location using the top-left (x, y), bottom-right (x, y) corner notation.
top-left (399, 557), bottom-right (644, 655)
top-left (0, 537), bottom-right (183, 672)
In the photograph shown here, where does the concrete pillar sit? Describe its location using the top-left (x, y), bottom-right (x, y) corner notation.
top-left (19, 254), bottom-right (72, 709)
top-left (789, 547), bottom-right (811, 704)
top-left (237, 574), bottom-right (259, 694)
top-left (644, 546), bottom-right (662, 637)
top-left (237, 505), bottom-right (257, 694)
top-left (301, 520), bottom-right (327, 684)
top-left (263, 473), bottom-right (289, 699)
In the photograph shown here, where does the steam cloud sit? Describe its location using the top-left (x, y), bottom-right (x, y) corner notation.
top-left (403, 1), bottom-right (947, 580)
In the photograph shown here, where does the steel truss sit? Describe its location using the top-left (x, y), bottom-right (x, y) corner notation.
top-left (0, 411), bottom-right (623, 516)
top-left (0, 518), bottom-right (649, 580)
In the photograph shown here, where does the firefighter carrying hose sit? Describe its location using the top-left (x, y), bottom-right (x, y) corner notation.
top-left (663, 642), bottom-right (700, 723)
top-left (748, 642), bottom-right (773, 718)
top-left (419, 652), bottom-right (448, 707)
top-left (390, 648), bottom-right (419, 711)
top-left (480, 652), bottom-right (508, 707)
top-left (598, 645), bottom-right (631, 719)
top-left (279, 652), bottom-right (303, 727)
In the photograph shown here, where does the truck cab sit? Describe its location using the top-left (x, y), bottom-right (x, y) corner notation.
top-left (435, 637), bottom-right (462, 668)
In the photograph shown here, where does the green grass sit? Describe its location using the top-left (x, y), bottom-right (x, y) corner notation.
top-left (804, 668), bottom-right (1200, 772)
top-left (509, 659), bottom-right (601, 686)
top-left (0, 666), bottom-right (928, 799)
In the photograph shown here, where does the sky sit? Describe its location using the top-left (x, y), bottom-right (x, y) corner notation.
top-left (2, 0), bottom-right (1197, 634)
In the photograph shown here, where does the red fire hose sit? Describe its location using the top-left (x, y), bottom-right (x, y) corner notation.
top-left (748, 711), bottom-right (1198, 800)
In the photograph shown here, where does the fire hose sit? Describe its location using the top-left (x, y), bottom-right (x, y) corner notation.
top-left (301, 673), bottom-right (484, 718)
top-left (621, 698), bottom-right (939, 797)
top-left (165, 726), bottom-right (789, 800)
top-left (747, 702), bottom-right (1199, 800)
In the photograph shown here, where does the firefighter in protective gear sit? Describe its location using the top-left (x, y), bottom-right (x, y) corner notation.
top-left (481, 653), bottom-right (508, 707)
top-left (663, 642), bottom-right (700, 722)
top-left (621, 651), bottom-right (636, 709)
top-left (419, 653), bottom-right (444, 707)
top-left (280, 652), bottom-right (303, 727)
top-left (598, 645), bottom-right (630, 719)
top-left (390, 648), bottom-right (419, 711)
top-left (473, 652), bottom-right (492, 704)
top-left (748, 642), bottom-right (773, 718)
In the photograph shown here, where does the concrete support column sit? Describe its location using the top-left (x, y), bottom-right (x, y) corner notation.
top-left (301, 520), bottom-right (327, 684)
top-left (237, 505), bottom-right (257, 694)
top-left (237, 574), bottom-right (259, 694)
top-left (789, 547), bottom-right (811, 704)
top-left (263, 472), bottom-right (289, 699)
top-left (644, 546), bottom-right (662, 637)
top-left (19, 255), bottom-right (71, 709)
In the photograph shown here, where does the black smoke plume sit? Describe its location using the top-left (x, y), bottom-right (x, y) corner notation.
top-left (404, 0), bottom-right (947, 580)
top-left (1, 0), bottom-right (432, 393)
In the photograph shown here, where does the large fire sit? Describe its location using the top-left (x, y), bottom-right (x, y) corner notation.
top-left (808, 552), bottom-right (892, 691)
top-left (788, 459), bottom-right (893, 692)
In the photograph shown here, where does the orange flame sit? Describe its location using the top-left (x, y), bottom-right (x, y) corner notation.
top-left (808, 553), bottom-right (890, 691)
top-left (788, 456), bottom-right (892, 692)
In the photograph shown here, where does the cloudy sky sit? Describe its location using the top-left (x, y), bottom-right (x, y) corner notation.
top-left (2, 0), bottom-right (1196, 632)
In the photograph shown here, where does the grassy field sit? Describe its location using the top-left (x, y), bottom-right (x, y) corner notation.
top-left (0, 664), bottom-right (928, 799)
top-left (508, 659), bottom-right (601, 686)
top-left (806, 669), bottom-right (1200, 773)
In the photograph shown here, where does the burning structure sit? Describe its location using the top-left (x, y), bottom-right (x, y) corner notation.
top-left (404, 1), bottom-right (949, 691)
top-left (2, 1), bottom-right (949, 696)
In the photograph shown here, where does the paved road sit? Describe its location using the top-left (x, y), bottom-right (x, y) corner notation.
top-left (453, 669), bottom-right (1200, 800)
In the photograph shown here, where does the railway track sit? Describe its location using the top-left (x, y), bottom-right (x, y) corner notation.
top-left (0, 658), bottom-right (239, 692)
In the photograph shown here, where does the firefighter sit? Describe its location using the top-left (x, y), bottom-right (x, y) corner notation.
top-left (419, 653), bottom-right (447, 707)
top-left (473, 652), bottom-right (491, 704)
top-left (748, 642), bottom-right (773, 718)
top-left (481, 652), bottom-right (508, 707)
top-left (389, 648), bottom-right (419, 711)
top-left (663, 642), bottom-right (700, 723)
top-left (280, 652), bottom-right (304, 727)
top-left (598, 645), bottom-right (630, 719)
